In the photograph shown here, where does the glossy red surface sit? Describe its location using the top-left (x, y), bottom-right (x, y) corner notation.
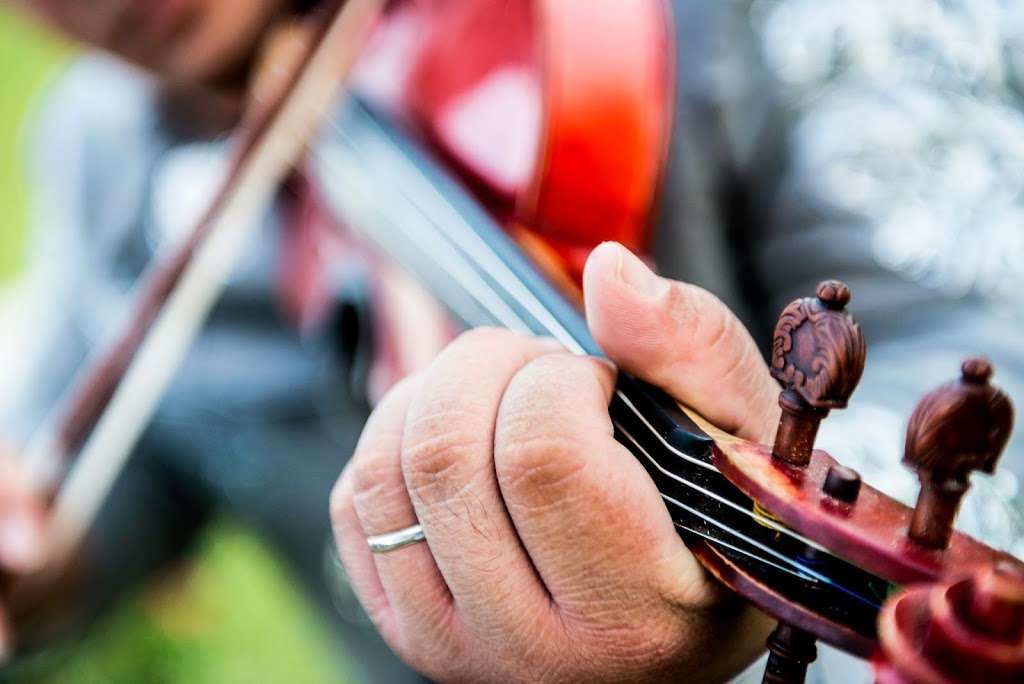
top-left (712, 441), bottom-right (1022, 586)
top-left (364, 0), bottom-right (673, 283)
top-left (690, 540), bottom-right (877, 657)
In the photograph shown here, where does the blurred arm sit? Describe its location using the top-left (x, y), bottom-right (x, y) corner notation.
top-left (0, 56), bottom-right (211, 663)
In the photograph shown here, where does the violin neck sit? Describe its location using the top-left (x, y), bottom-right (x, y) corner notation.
top-left (313, 98), bottom-right (597, 353)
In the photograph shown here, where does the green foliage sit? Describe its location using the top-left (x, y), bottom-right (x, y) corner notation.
top-left (0, 7), bottom-right (67, 280)
top-left (35, 523), bottom-right (351, 684)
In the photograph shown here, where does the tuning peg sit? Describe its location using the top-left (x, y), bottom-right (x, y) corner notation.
top-left (968, 561), bottom-right (1024, 643)
top-left (903, 358), bottom-right (1014, 549)
top-left (769, 281), bottom-right (866, 467)
top-left (876, 561), bottom-right (1024, 683)
top-left (762, 622), bottom-right (817, 684)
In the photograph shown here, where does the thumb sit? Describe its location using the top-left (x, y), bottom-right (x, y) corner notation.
top-left (583, 242), bottom-right (780, 443)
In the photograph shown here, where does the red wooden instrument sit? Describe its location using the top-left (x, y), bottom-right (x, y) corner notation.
top-left (7, 1), bottom-right (1021, 682)
top-left (349, 0), bottom-right (671, 279)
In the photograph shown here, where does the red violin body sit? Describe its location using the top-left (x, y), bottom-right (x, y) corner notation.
top-left (350, 0), bottom-right (674, 282)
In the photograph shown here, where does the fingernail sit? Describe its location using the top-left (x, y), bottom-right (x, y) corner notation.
top-left (611, 243), bottom-right (669, 299)
top-left (0, 512), bottom-right (44, 571)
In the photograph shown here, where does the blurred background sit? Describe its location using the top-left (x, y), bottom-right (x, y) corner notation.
top-left (2, 1), bottom-right (1022, 683)
top-left (0, 8), bottom-right (347, 683)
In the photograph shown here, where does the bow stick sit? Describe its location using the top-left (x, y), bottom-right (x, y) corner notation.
top-left (16, 0), bottom-right (386, 570)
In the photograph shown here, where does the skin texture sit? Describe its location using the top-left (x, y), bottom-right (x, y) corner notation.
top-left (17, 0), bottom-right (292, 87)
top-left (331, 242), bottom-right (781, 682)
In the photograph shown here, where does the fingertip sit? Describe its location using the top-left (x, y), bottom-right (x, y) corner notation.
top-left (583, 241), bottom-right (623, 283)
top-left (583, 242), bottom-right (668, 308)
top-left (584, 248), bottom-right (676, 375)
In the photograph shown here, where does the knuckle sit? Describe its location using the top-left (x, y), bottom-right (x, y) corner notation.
top-left (495, 354), bottom-right (591, 493)
top-left (349, 448), bottom-right (403, 503)
top-left (506, 352), bottom-right (583, 403)
top-left (662, 281), bottom-right (700, 332)
top-left (699, 302), bottom-right (736, 355)
top-left (402, 408), bottom-right (488, 495)
top-left (400, 609), bottom-right (469, 679)
top-left (664, 284), bottom-right (731, 361)
top-left (495, 431), bottom-right (587, 494)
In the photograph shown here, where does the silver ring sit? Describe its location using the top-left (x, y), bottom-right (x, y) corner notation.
top-left (367, 524), bottom-right (426, 553)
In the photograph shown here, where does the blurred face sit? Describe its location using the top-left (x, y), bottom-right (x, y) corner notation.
top-left (21, 0), bottom-right (292, 86)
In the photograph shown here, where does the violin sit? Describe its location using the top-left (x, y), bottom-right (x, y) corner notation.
top-left (8, 1), bottom-right (1022, 682)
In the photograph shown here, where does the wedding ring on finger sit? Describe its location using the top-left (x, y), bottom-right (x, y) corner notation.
top-left (367, 523), bottom-right (426, 553)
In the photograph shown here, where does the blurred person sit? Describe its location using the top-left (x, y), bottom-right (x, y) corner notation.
top-left (0, 1), bottom-right (1022, 683)
top-left (0, 1), bottom-right (433, 681)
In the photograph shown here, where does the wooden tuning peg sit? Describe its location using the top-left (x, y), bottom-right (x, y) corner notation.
top-left (904, 358), bottom-right (1014, 549)
top-left (770, 280), bottom-right (866, 467)
top-left (966, 561), bottom-right (1024, 643)
top-left (876, 561), bottom-right (1024, 683)
top-left (762, 622), bottom-right (817, 684)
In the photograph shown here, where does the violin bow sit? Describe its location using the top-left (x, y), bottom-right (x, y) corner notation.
top-left (18, 0), bottom-right (386, 567)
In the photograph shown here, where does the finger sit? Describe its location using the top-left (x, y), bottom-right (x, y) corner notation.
top-left (0, 455), bottom-right (46, 573)
top-left (493, 353), bottom-right (713, 616)
top-left (583, 241), bottom-right (780, 442)
top-left (331, 374), bottom-right (452, 653)
top-left (401, 329), bottom-right (562, 633)
top-left (331, 475), bottom-right (398, 643)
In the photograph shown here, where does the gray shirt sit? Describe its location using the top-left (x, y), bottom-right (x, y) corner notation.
top-left (0, 56), bottom-right (417, 683)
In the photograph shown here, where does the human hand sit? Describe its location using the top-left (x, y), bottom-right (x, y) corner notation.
top-left (331, 242), bottom-right (781, 682)
top-left (0, 446), bottom-right (46, 661)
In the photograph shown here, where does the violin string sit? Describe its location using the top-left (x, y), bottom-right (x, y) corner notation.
top-left (663, 490), bottom-right (881, 609)
top-left (613, 418), bottom-right (826, 549)
top-left (673, 523), bottom-right (819, 583)
top-left (311, 116), bottom-right (874, 597)
top-left (618, 420), bottom-right (881, 607)
top-left (318, 112), bottom-right (829, 551)
top-left (366, 136), bottom-right (588, 356)
top-left (314, 163), bottom-right (813, 582)
top-left (355, 190), bottom-right (536, 335)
